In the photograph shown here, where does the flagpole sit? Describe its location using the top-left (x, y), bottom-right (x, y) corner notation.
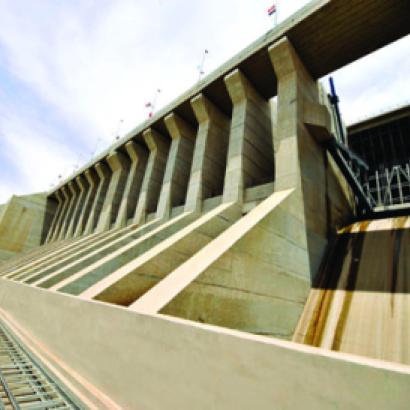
top-left (268, 2), bottom-right (279, 27)
top-left (197, 49), bottom-right (209, 82)
top-left (145, 89), bottom-right (161, 118)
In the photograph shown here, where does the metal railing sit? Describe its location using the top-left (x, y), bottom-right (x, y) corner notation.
top-left (361, 164), bottom-right (410, 208)
top-left (328, 78), bottom-right (410, 215)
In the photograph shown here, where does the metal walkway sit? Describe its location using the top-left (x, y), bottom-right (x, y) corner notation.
top-left (0, 321), bottom-right (80, 409)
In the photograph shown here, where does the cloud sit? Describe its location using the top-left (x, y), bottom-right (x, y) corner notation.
top-left (0, 98), bottom-right (80, 203)
top-left (0, 0), bottom-right (309, 139)
top-left (0, 0), bottom-right (408, 205)
top-left (330, 35), bottom-right (410, 124)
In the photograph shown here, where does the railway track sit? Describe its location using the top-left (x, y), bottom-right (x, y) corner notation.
top-left (0, 321), bottom-right (80, 409)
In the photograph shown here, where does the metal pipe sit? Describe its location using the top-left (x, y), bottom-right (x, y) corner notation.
top-left (328, 77), bottom-right (347, 146)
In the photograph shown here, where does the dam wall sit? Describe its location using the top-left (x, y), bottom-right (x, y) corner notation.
top-left (0, 193), bottom-right (53, 262)
top-left (0, 0), bottom-right (408, 406)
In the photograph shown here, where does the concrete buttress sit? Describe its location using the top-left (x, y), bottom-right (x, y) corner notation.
top-left (74, 169), bottom-right (98, 237)
top-left (114, 141), bottom-right (148, 229)
top-left (66, 175), bottom-right (88, 238)
top-left (84, 162), bottom-right (110, 235)
top-left (268, 37), bottom-right (351, 282)
top-left (58, 181), bottom-right (80, 240)
top-left (133, 128), bottom-right (169, 225)
top-left (223, 69), bottom-right (274, 204)
top-left (96, 151), bottom-right (130, 232)
top-left (156, 113), bottom-right (196, 219)
top-left (51, 186), bottom-right (70, 241)
top-left (45, 190), bottom-right (63, 243)
top-left (185, 94), bottom-right (230, 213)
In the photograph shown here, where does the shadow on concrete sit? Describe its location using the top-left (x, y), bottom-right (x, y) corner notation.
top-left (313, 219), bottom-right (410, 293)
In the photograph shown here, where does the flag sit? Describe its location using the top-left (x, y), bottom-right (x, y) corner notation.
top-left (268, 3), bottom-right (276, 15)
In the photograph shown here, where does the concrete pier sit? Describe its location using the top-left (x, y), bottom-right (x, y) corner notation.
top-left (96, 151), bottom-right (130, 232)
top-left (58, 181), bottom-right (80, 240)
top-left (185, 94), bottom-right (230, 213)
top-left (51, 186), bottom-right (70, 241)
top-left (45, 190), bottom-right (63, 243)
top-left (223, 69), bottom-right (274, 204)
top-left (114, 141), bottom-right (148, 229)
top-left (156, 114), bottom-right (196, 219)
top-left (66, 175), bottom-right (88, 238)
top-left (84, 162), bottom-right (110, 235)
top-left (74, 168), bottom-right (98, 237)
top-left (269, 37), bottom-right (351, 281)
top-left (134, 129), bottom-right (170, 224)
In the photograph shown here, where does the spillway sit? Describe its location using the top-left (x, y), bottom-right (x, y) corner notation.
top-left (294, 216), bottom-right (410, 365)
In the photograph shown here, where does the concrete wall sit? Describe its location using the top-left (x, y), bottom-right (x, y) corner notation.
top-left (34, 0), bottom-right (405, 247)
top-left (0, 203), bottom-right (6, 221)
top-left (0, 37), bottom-right (355, 344)
top-left (161, 190), bottom-right (310, 339)
top-left (0, 193), bottom-right (51, 262)
top-left (38, 38), bottom-right (352, 258)
top-left (268, 37), bottom-right (353, 286)
top-left (0, 4), bottom-right (407, 406)
top-left (0, 279), bottom-right (409, 410)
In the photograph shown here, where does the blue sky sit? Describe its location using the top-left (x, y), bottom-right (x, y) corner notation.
top-left (0, 0), bottom-right (409, 203)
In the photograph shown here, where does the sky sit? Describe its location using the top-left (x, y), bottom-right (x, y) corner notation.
top-left (0, 0), bottom-right (409, 204)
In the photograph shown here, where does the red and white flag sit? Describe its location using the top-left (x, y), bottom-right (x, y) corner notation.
top-left (268, 3), bottom-right (276, 16)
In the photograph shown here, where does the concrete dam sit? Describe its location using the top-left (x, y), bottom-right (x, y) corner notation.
top-left (0, 0), bottom-right (409, 408)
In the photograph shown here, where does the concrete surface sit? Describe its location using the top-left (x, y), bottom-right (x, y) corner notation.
top-left (0, 193), bottom-right (50, 262)
top-left (0, 280), bottom-right (409, 410)
top-left (0, 2), bottom-right (408, 406)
